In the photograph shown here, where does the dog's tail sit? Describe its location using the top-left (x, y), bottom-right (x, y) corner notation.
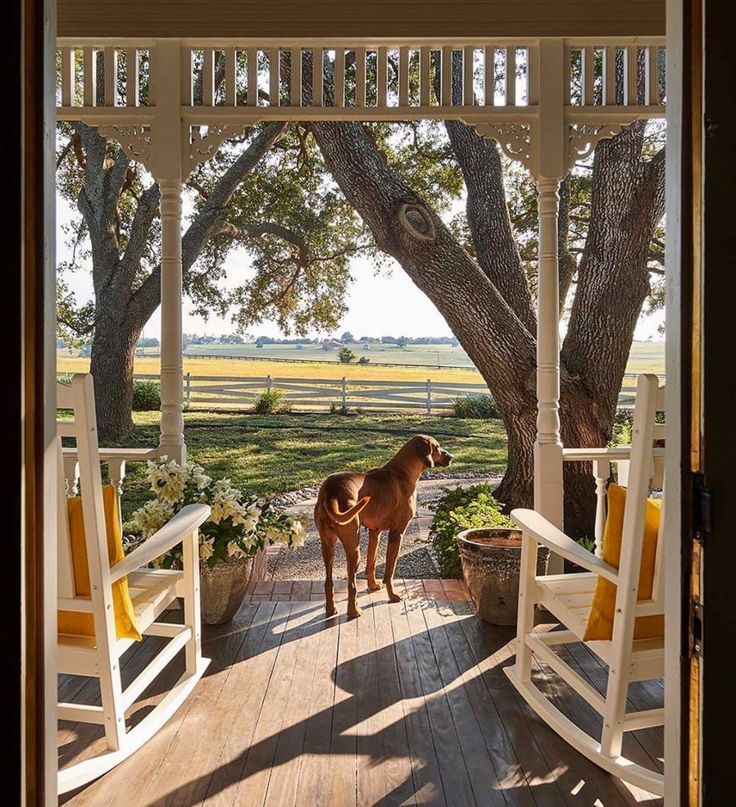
top-left (325, 496), bottom-right (371, 526)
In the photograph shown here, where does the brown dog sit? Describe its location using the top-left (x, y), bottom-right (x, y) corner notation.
top-left (314, 435), bottom-right (453, 619)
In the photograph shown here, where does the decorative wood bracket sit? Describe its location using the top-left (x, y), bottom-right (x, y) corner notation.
top-left (566, 122), bottom-right (630, 173)
top-left (185, 124), bottom-right (246, 176)
top-left (97, 124), bottom-right (154, 174)
top-left (466, 121), bottom-right (537, 175)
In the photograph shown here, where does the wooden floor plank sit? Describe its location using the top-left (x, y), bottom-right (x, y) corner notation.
top-left (369, 591), bottom-right (417, 806)
top-left (202, 601), bottom-right (298, 806)
top-left (437, 602), bottom-right (544, 807)
top-left (422, 600), bottom-right (519, 807)
top-left (291, 605), bottom-right (341, 803)
top-left (231, 602), bottom-right (322, 806)
top-left (388, 600), bottom-right (447, 806)
top-left (137, 603), bottom-right (281, 807)
top-left (262, 605), bottom-right (338, 807)
top-left (355, 591), bottom-right (389, 807)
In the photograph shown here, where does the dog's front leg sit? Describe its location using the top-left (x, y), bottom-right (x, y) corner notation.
top-left (383, 529), bottom-right (404, 603)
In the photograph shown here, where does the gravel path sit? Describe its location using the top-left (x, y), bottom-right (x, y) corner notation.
top-left (267, 473), bottom-right (501, 581)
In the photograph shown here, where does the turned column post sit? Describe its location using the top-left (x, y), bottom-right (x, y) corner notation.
top-left (151, 39), bottom-right (186, 464)
top-left (158, 179), bottom-right (186, 464)
top-left (533, 38), bottom-right (566, 574)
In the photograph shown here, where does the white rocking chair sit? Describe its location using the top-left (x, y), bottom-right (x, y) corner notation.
top-left (504, 374), bottom-right (666, 796)
top-left (57, 374), bottom-right (211, 794)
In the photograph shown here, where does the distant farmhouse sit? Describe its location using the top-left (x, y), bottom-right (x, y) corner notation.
top-left (322, 339), bottom-right (343, 351)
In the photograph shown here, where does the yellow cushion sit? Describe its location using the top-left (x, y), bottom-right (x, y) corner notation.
top-left (583, 483), bottom-right (663, 642)
top-left (58, 484), bottom-right (141, 641)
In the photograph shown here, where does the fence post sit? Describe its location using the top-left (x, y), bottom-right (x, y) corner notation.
top-left (185, 371), bottom-right (191, 406)
top-left (427, 378), bottom-right (432, 414)
top-left (341, 377), bottom-right (347, 409)
top-left (266, 374), bottom-right (272, 393)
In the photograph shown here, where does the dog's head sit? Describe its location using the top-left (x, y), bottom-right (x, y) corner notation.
top-left (412, 435), bottom-right (454, 468)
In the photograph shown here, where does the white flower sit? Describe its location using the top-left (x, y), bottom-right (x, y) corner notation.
top-left (189, 464), bottom-right (212, 490)
top-left (199, 538), bottom-right (215, 560)
top-left (289, 518), bottom-right (307, 547)
top-left (130, 499), bottom-right (174, 538)
top-left (227, 541), bottom-right (248, 559)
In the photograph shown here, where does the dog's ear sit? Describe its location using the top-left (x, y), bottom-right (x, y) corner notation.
top-left (415, 436), bottom-right (434, 467)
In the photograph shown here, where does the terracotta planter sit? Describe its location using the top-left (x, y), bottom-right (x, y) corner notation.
top-left (456, 527), bottom-right (549, 625)
top-left (199, 556), bottom-right (254, 625)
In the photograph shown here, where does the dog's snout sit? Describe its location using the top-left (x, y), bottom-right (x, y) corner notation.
top-left (442, 451), bottom-right (454, 466)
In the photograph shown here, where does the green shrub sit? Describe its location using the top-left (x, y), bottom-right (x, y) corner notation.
top-left (132, 380), bottom-right (161, 411)
top-left (252, 389), bottom-right (289, 414)
top-left (338, 346), bottom-right (356, 364)
top-left (429, 484), bottom-right (515, 578)
top-left (452, 394), bottom-right (499, 419)
top-left (358, 356), bottom-right (370, 365)
top-left (329, 401), bottom-right (352, 415)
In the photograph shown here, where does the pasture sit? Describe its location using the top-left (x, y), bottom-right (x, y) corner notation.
top-left (58, 339), bottom-right (665, 385)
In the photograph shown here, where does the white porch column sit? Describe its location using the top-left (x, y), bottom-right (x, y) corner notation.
top-left (534, 176), bottom-right (564, 535)
top-left (152, 39), bottom-right (186, 464)
top-left (159, 179), bottom-right (186, 464)
top-left (534, 39), bottom-right (566, 574)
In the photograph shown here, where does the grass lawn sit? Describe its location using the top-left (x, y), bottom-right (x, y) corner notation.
top-left (110, 411), bottom-right (507, 524)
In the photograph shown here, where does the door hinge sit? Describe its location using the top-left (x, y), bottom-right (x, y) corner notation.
top-left (691, 601), bottom-right (704, 658)
top-left (693, 473), bottom-right (713, 544)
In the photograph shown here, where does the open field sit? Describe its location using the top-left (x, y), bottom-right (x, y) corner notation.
top-left (109, 411), bottom-right (507, 523)
top-left (58, 339), bottom-right (665, 386)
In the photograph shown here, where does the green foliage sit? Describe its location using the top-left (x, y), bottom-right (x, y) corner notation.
top-left (329, 402), bottom-right (352, 415)
top-left (453, 394), bottom-right (500, 419)
top-left (338, 346), bottom-right (356, 364)
top-left (251, 389), bottom-right (289, 414)
top-left (357, 356), bottom-right (370, 365)
top-left (429, 484), bottom-right (515, 578)
top-left (132, 380), bottom-right (161, 411)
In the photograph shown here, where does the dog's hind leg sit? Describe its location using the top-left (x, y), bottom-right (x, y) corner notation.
top-left (383, 529), bottom-right (404, 604)
top-left (365, 529), bottom-right (382, 592)
top-left (343, 527), bottom-right (363, 619)
top-left (320, 534), bottom-right (338, 617)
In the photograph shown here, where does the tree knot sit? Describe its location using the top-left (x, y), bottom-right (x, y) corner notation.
top-left (397, 204), bottom-right (436, 242)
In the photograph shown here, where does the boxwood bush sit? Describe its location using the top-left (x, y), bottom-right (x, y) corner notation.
top-left (132, 379), bottom-right (161, 411)
top-left (429, 484), bottom-right (515, 578)
top-left (452, 394), bottom-right (500, 419)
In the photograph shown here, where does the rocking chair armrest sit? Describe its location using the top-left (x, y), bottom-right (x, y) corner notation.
top-left (110, 503), bottom-right (211, 582)
top-left (510, 508), bottom-right (620, 584)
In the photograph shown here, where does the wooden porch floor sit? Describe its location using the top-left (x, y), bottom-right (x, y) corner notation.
top-left (59, 582), bottom-right (663, 806)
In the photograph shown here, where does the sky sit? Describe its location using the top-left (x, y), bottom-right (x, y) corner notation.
top-left (57, 195), bottom-right (665, 343)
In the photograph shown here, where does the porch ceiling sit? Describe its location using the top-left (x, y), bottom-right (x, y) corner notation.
top-left (57, 0), bottom-right (665, 39)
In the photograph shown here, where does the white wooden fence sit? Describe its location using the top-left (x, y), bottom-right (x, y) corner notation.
top-left (124, 371), bottom-right (661, 413)
top-left (173, 373), bottom-right (485, 413)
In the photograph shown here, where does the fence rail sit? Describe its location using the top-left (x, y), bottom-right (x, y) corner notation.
top-left (122, 371), bottom-right (664, 413)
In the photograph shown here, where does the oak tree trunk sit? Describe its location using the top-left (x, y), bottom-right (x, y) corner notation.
top-left (89, 314), bottom-right (142, 440)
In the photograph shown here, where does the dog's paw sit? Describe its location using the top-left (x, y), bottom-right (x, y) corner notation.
top-left (387, 590), bottom-right (403, 603)
top-left (325, 604), bottom-right (338, 618)
top-left (347, 606), bottom-right (364, 619)
top-left (366, 579), bottom-right (383, 592)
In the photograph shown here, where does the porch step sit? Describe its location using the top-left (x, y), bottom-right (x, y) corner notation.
top-left (244, 578), bottom-right (471, 602)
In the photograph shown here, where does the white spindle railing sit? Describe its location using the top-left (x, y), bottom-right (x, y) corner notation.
top-left (56, 38), bottom-right (666, 118)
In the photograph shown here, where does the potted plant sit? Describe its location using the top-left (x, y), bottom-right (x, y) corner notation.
top-left (429, 484), bottom-right (548, 625)
top-left (128, 459), bottom-right (307, 624)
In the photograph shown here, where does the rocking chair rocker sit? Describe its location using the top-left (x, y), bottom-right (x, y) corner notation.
top-left (505, 373), bottom-right (666, 796)
top-left (56, 374), bottom-right (211, 793)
